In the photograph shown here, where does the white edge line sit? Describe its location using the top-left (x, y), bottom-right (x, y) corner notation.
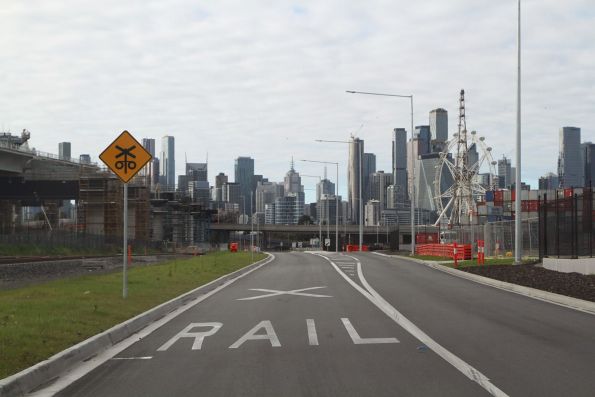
top-left (311, 252), bottom-right (509, 397)
top-left (372, 252), bottom-right (595, 316)
top-left (26, 253), bottom-right (276, 397)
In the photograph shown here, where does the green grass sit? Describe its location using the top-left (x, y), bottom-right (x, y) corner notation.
top-left (0, 251), bottom-right (266, 379)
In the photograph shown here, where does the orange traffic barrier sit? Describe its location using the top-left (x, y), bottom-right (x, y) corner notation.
top-left (415, 243), bottom-right (472, 261)
top-left (230, 242), bottom-right (238, 253)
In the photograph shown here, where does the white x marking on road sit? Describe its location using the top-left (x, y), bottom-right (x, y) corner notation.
top-left (237, 286), bottom-right (332, 301)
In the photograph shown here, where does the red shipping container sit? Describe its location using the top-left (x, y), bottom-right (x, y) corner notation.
top-left (564, 188), bottom-right (573, 198)
top-left (511, 190), bottom-right (516, 201)
top-left (495, 190), bottom-right (504, 202)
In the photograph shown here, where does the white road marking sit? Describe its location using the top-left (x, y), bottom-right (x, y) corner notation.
top-left (341, 318), bottom-right (399, 344)
top-left (237, 286), bottom-right (332, 300)
top-left (306, 319), bottom-right (319, 346)
top-left (111, 356), bottom-right (152, 360)
top-left (229, 320), bottom-right (281, 348)
top-left (312, 252), bottom-right (509, 397)
top-left (157, 322), bottom-right (223, 351)
top-left (27, 254), bottom-right (276, 397)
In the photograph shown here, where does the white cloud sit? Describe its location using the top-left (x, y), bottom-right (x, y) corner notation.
top-left (0, 0), bottom-right (593, 200)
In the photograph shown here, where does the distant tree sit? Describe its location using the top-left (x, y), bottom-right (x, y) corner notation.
top-left (298, 215), bottom-right (313, 225)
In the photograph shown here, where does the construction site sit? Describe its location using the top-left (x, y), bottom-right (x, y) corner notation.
top-left (0, 131), bottom-right (213, 252)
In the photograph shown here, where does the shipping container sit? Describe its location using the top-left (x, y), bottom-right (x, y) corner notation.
top-left (485, 191), bottom-right (495, 202)
top-left (504, 190), bottom-right (512, 201)
top-left (521, 190), bottom-right (529, 200)
top-left (529, 190), bottom-right (538, 200)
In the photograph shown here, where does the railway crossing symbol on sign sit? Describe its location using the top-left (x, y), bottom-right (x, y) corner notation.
top-left (99, 130), bottom-right (152, 183)
top-left (99, 130), bottom-right (152, 299)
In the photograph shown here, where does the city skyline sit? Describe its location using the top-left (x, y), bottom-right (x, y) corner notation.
top-left (1, 1), bottom-right (593, 202)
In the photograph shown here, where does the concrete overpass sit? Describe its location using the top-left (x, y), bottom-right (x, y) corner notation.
top-left (209, 223), bottom-right (407, 250)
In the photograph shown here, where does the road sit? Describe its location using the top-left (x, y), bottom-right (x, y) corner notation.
top-left (39, 252), bottom-right (595, 397)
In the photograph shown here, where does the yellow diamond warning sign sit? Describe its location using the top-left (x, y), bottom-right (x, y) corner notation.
top-left (99, 130), bottom-right (152, 183)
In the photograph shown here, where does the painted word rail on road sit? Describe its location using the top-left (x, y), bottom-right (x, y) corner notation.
top-left (155, 318), bottom-right (399, 352)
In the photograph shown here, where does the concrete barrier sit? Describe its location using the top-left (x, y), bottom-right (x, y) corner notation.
top-left (0, 253), bottom-right (273, 397)
top-left (543, 257), bottom-right (595, 275)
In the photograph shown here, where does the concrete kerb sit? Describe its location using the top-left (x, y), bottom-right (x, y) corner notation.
top-left (0, 253), bottom-right (274, 397)
top-left (372, 252), bottom-right (595, 316)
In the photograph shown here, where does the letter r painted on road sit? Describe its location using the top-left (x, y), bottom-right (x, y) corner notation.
top-left (157, 322), bottom-right (223, 351)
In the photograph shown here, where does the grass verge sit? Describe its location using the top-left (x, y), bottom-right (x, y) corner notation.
top-left (0, 251), bottom-right (266, 379)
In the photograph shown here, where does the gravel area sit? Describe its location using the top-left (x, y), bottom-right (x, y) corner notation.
top-left (0, 255), bottom-right (187, 290)
top-left (461, 264), bottom-right (595, 302)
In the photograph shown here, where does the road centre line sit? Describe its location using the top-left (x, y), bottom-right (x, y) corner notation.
top-left (111, 356), bottom-right (152, 360)
top-left (311, 253), bottom-right (509, 397)
top-left (306, 319), bottom-right (319, 346)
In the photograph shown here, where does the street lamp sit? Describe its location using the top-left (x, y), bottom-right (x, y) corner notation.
top-left (302, 175), bottom-right (324, 250)
top-left (314, 139), bottom-right (363, 251)
top-left (346, 89), bottom-right (416, 255)
top-left (300, 159), bottom-right (339, 253)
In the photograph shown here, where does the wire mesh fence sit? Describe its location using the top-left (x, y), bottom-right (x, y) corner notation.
top-left (539, 188), bottom-right (594, 259)
top-left (427, 218), bottom-right (539, 258)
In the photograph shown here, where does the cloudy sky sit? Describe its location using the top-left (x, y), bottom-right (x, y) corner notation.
top-left (1, 0), bottom-right (594, 202)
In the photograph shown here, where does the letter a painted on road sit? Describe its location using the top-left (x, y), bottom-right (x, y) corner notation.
top-left (100, 130), bottom-right (152, 183)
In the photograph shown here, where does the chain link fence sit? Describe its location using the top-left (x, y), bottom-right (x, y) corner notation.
top-left (434, 218), bottom-right (539, 258)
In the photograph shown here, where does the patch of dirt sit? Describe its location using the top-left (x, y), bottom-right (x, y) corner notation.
top-left (461, 264), bottom-right (595, 302)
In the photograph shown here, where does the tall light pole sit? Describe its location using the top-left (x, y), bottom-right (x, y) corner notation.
top-left (302, 174), bottom-right (323, 250)
top-left (514, 0), bottom-right (522, 265)
top-left (250, 191), bottom-right (254, 262)
top-left (346, 90), bottom-right (416, 255)
top-left (314, 139), bottom-right (363, 251)
top-left (300, 159), bottom-right (340, 253)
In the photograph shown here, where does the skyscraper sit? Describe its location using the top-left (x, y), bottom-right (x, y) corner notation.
top-left (256, 181), bottom-right (284, 213)
top-left (498, 156), bottom-right (512, 189)
top-left (392, 128), bottom-right (408, 206)
top-left (415, 125), bottom-right (431, 155)
top-left (141, 138), bottom-right (158, 189)
top-left (429, 108), bottom-right (448, 145)
top-left (58, 142), bottom-right (71, 161)
top-left (283, 160), bottom-right (304, 221)
top-left (234, 156), bottom-right (254, 212)
top-left (558, 127), bottom-right (582, 188)
top-left (160, 136), bottom-right (175, 188)
top-left (581, 142), bottom-right (595, 187)
top-left (370, 171), bottom-right (394, 209)
top-left (316, 178), bottom-right (335, 202)
top-left (348, 137), bottom-right (364, 224)
top-left (538, 172), bottom-right (559, 190)
top-left (186, 163), bottom-right (208, 182)
top-left (362, 153), bottom-right (376, 204)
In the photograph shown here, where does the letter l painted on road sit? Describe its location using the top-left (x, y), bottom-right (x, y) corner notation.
top-left (342, 318), bottom-right (399, 344)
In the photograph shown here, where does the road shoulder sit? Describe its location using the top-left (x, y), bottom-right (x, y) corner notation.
top-left (373, 252), bottom-right (595, 316)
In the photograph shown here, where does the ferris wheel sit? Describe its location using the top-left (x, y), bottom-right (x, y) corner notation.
top-left (433, 90), bottom-right (498, 226)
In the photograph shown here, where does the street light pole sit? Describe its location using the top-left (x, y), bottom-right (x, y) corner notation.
top-left (250, 191), bottom-right (254, 262)
top-left (300, 159), bottom-right (340, 253)
top-left (346, 90), bottom-right (416, 255)
top-left (514, 0), bottom-right (522, 265)
top-left (314, 139), bottom-right (363, 251)
top-left (302, 174), bottom-right (323, 250)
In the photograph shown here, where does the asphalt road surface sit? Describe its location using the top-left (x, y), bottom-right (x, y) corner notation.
top-left (39, 252), bottom-right (595, 397)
